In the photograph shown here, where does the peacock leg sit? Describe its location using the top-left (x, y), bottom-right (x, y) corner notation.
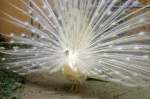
top-left (71, 80), bottom-right (80, 93)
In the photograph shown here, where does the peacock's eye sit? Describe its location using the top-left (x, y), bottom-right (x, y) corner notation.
top-left (65, 50), bottom-right (70, 56)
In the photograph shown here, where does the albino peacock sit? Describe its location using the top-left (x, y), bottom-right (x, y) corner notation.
top-left (0, 0), bottom-right (150, 87)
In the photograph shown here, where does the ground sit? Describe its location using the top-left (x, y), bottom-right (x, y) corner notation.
top-left (16, 72), bottom-right (150, 99)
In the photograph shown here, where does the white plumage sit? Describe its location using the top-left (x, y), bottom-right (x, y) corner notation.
top-left (0, 0), bottom-right (150, 87)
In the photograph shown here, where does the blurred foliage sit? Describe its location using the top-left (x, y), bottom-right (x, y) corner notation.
top-left (0, 37), bottom-right (27, 99)
top-left (0, 69), bottom-right (25, 99)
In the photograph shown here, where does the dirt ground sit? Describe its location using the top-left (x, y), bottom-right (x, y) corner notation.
top-left (17, 72), bottom-right (150, 99)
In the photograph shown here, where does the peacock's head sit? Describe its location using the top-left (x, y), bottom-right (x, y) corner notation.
top-left (64, 49), bottom-right (79, 72)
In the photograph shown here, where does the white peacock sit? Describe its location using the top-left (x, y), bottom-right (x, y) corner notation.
top-left (0, 0), bottom-right (150, 90)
